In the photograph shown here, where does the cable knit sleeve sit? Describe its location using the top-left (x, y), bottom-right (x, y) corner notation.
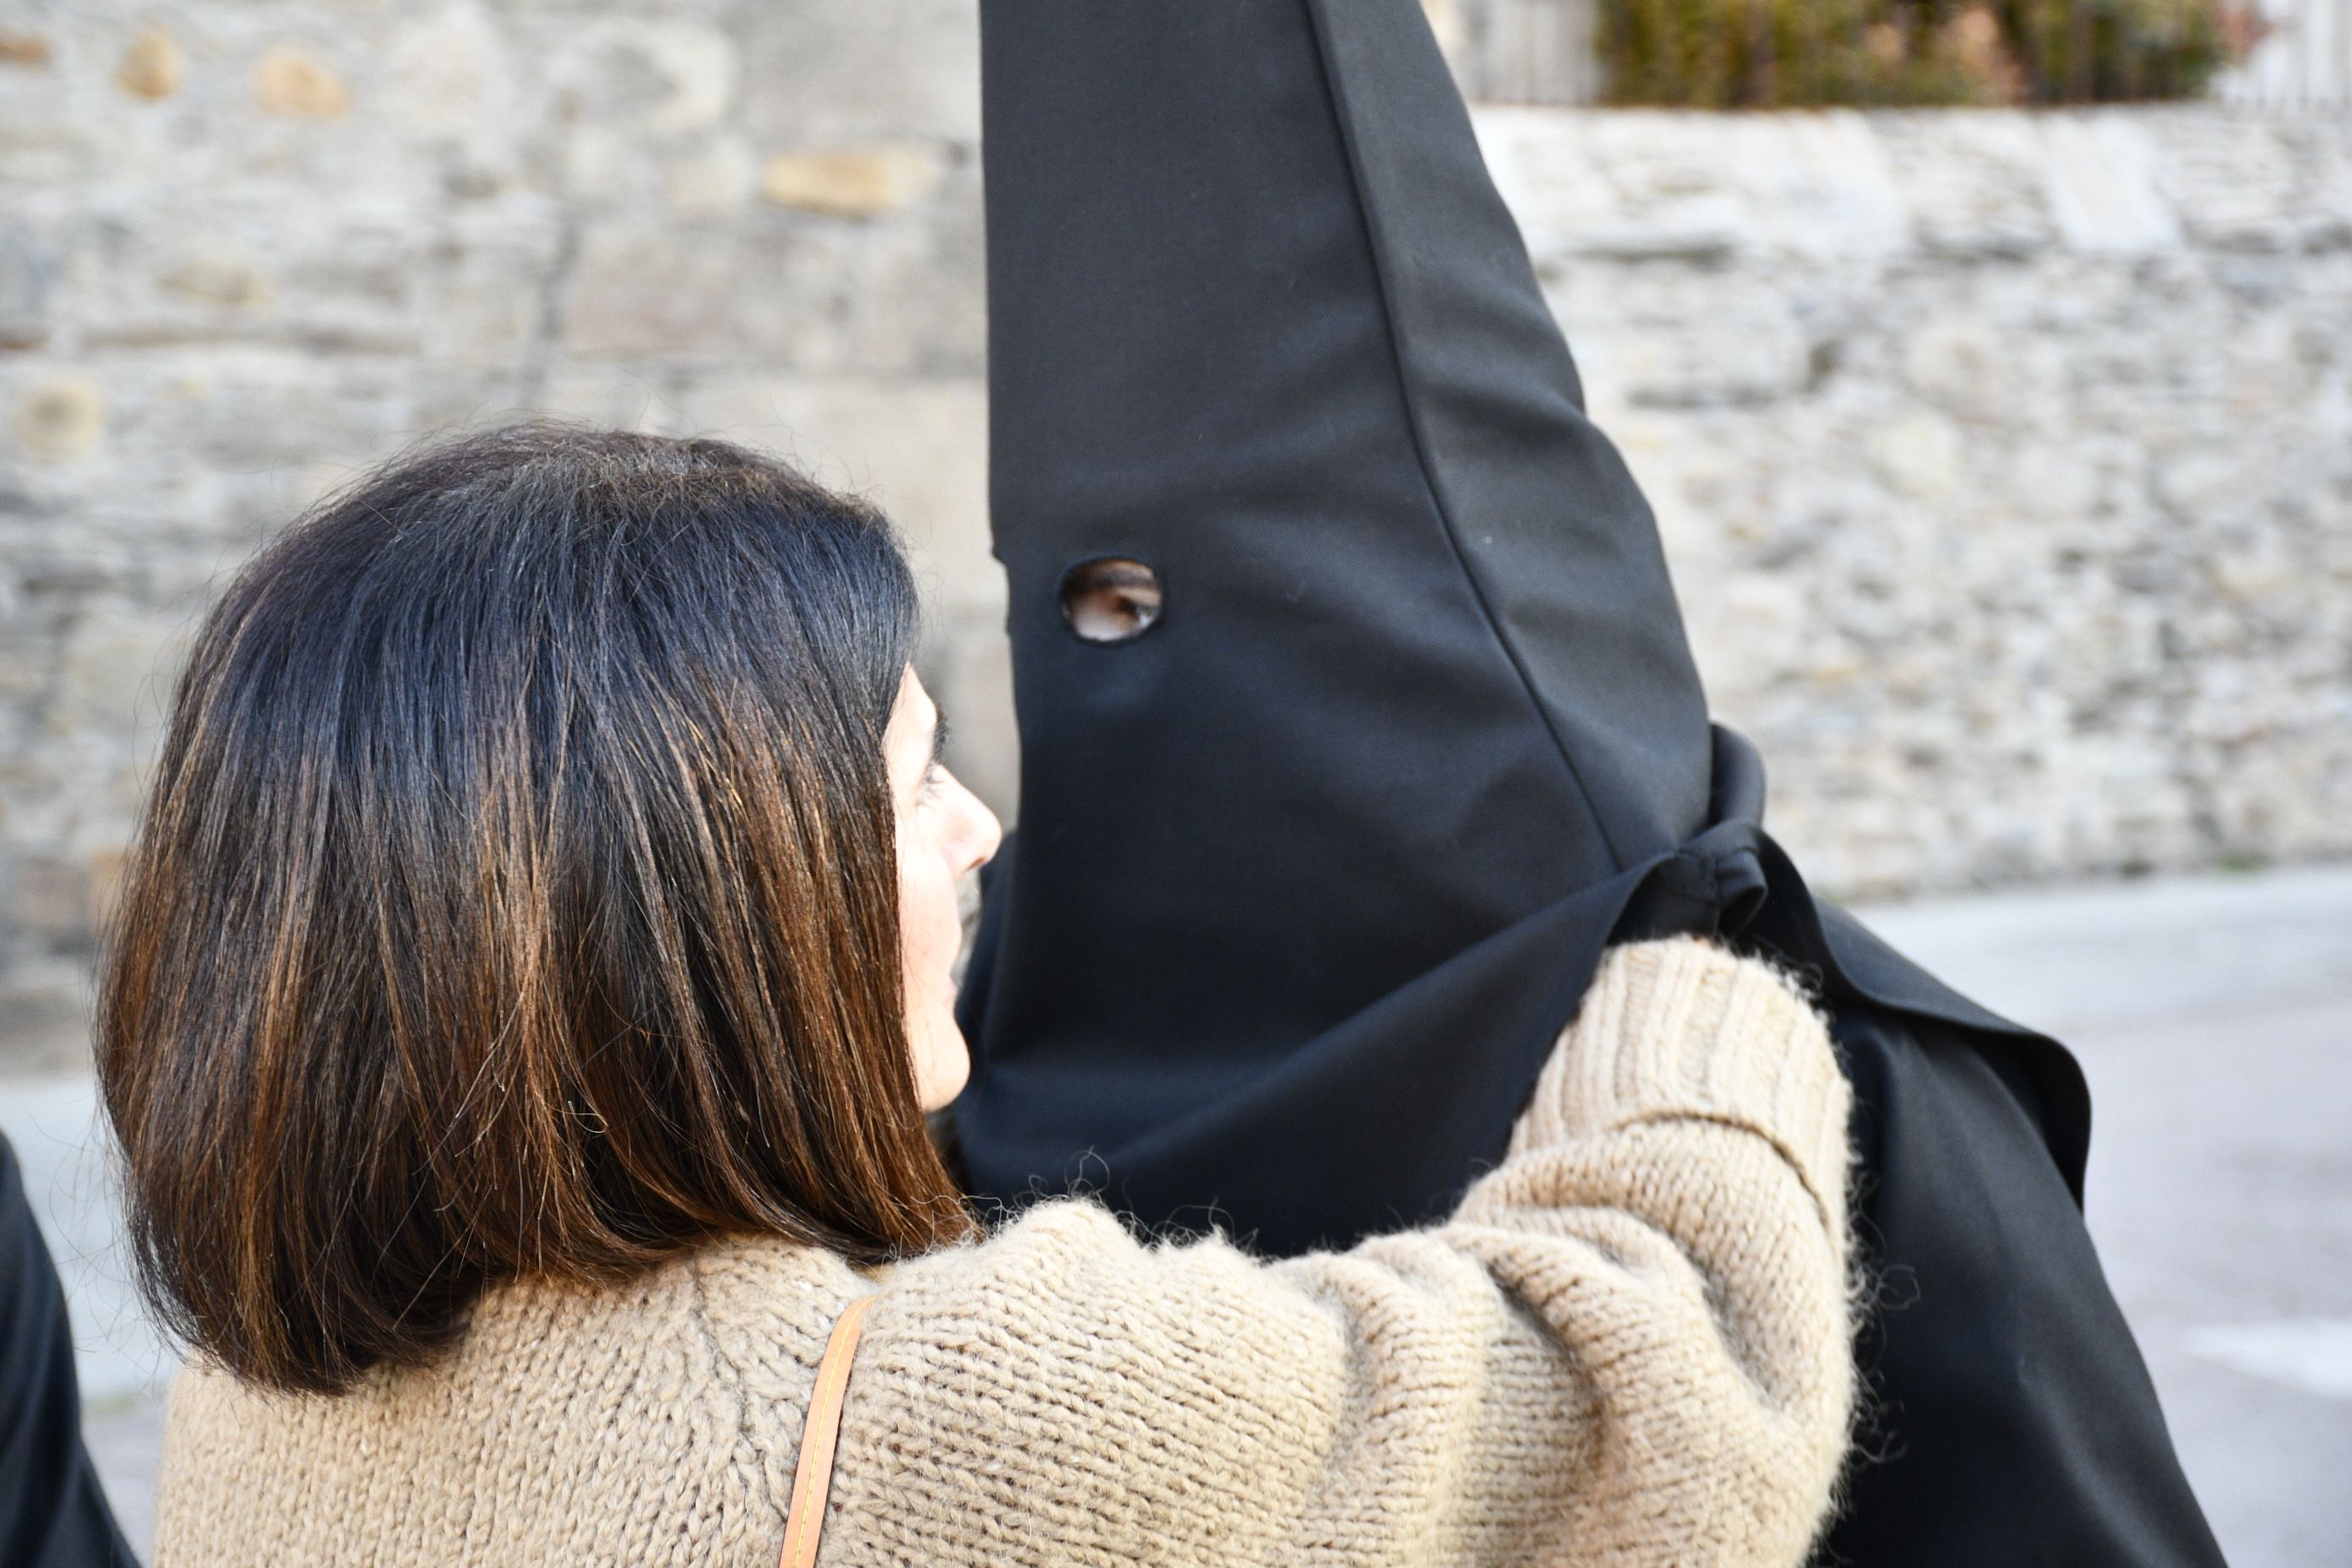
top-left (825, 938), bottom-right (1854, 1568)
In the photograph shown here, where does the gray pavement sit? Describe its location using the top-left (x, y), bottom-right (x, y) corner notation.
top-left (1863, 868), bottom-right (2352, 1568)
top-left (3, 863), bottom-right (2348, 1565)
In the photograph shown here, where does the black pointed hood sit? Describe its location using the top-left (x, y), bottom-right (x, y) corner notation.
top-left (956, 0), bottom-right (2085, 1253)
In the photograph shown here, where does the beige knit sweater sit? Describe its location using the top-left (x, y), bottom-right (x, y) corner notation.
top-left (156, 939), bottom-right (1854, 1568)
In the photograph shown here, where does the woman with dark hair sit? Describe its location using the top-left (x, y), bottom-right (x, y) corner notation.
top-left (104, 425), bottom-right (1854, 1566)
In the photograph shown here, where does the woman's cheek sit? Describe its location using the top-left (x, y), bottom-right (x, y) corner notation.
top-left (901, 819), bottom-right (956, 972)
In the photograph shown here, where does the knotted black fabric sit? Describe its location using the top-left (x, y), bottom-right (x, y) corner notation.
top-left (0, 1135), bottom-right (138, 1568)
top-left (956, 3), bottom-right (2223, 1563)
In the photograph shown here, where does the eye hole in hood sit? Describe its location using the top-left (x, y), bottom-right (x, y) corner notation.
top-left (1059, 557), bottom-right (1164, 644)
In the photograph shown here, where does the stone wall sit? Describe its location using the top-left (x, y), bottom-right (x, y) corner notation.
top-left (1478, 108), bottom-right (2352, 897)
top-left (3, 3), bottom-right (2349, 1055)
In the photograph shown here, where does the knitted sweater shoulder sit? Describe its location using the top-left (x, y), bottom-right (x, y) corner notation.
top-left (156, 939), bottom-right (1854, 1568)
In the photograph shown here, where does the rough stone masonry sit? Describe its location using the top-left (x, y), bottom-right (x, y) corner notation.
top-left (2, 3), bottom-right (2349, 1062)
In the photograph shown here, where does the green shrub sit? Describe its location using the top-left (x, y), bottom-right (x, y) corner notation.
top-left (1596, 0), bottom-right (2246, 106)
top-left (2001, 0), bottom-right (2240, 101)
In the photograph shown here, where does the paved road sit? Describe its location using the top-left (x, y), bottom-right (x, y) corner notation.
top-left (1863, 868), bottom-right (2352, 1568)
top-left (7, 864), bottom-right (2349, 1565)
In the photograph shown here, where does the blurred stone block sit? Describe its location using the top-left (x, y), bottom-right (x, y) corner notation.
top-left (116, 30), bottom-right (184, 102)
top-left (12, 375), bottom-right (103, 461)
top-left (254, 46), bottom-right (350, 120)
top-left (760, 145), bottom-right (940, 218)
top-left (738, 0), bottom-right (978, 145)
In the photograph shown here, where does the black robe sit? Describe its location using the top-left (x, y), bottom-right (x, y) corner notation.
top-left (0, 1135), bottom-right (138, 1568)
top-left (953, 3), bottom-right (2224, 1562)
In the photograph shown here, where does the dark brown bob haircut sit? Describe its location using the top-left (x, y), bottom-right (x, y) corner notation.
top-left (98, 423), bottom-right (973, 1396)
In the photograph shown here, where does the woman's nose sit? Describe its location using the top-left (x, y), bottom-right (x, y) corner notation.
top-left (950, 775), bottom-right (1003, 872)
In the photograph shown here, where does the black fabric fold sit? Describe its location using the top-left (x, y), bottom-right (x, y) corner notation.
top-left (0, 1136), bottom-right (138, 1568)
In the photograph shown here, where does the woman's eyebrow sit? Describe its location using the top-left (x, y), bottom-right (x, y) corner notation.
top-left (932, 710), bottom-right (951, 769)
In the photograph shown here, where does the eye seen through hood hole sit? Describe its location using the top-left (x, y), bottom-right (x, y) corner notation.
top-left (1059, 558), bottom-right (1164, 644)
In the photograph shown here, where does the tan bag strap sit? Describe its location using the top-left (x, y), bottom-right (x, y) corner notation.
top-left (778, 1293), bottom-right (874, 1568)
